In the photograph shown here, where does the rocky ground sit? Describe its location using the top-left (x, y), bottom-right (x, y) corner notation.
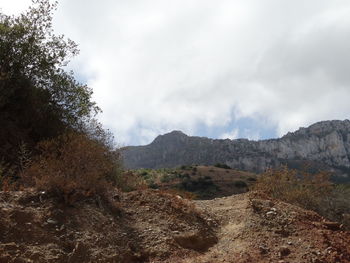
top-left (0, 189), bottom-right (349, 262)
top-left (176, 192), bottom-right (350, 263)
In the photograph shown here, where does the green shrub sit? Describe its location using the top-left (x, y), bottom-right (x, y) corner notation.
top-left (247, 176), bottom-right (257, 182)
top-left (161, 175), bottom-right (170, 183)
top-left (214, 163), bottom-right (231, 169)
top-left (234, 180), bottom-right (248, 188)
top-left (141, 171), bottom-right (148, 176)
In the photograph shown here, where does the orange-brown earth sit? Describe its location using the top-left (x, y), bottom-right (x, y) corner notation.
top-left (0, 189), bottom-right (349, 263)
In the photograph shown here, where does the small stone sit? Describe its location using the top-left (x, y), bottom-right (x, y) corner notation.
top-left (323, 221), bottom-right (341, 231)
top-left (279, 246), bottom-right (291, 257)
top-left (259, 245), bottom-right (269, 254)
top-left (266, 211), bottom-right (277, 217)
top-left (3, 242), bottom-right (18, 250)
top-left (47, 218), bottom-right (58, 225)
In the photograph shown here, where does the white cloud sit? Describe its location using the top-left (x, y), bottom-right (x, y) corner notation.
top-left (0, 0), bottom-right (31, 15)
top-left (2, 0), bottom-right (350, 145)
top-left (220, 128), bottom-right (239, 140)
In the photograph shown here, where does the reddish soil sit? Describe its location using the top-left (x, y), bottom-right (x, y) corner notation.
top-left (177, 192), bottom-right (350, 263)
top-left (0, 189), bottom-right (349, 263)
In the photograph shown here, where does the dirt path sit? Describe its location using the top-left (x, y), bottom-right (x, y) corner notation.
top-left (172, 193), bottom-right (350, 263)
top-left (0, 190), bottom-right (349, 262)
top-left (177, 193), bottom-right (252, 262)
top-left (193, 194), bottom-right (250, 261)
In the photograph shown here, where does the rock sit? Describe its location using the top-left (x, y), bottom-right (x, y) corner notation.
top-left (279, 246), bottom-right (291, 257)
top-left (46, 218), bottom-right (58, 225)
top-left (251, 199), bottom-right (273, 212)
top-left (121, 120), bottom-right (350, 181)
top-left (266, 211), bottom-right (277, 217)
top-left (67, 242), bottom-right (90, 263)
top-left (259, 245), bottom-right (269, 254)
top-left (2, 242), bottom-right (19, 251)
top-left (323, 221), bottom-right (341, 231)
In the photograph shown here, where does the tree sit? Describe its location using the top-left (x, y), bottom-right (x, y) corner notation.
top-left (0, 0), bottom-right (100, 168)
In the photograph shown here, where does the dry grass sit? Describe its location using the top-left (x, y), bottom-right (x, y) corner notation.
top-left (20, 132), bottom-right (120, 204)
top-left (253, 167), bottom-right (350, 229)
top-left (114, 171), bottom-right (148, 192)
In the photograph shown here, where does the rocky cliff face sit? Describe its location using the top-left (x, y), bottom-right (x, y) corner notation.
top-left (121, 120), bottom-right (350, 180)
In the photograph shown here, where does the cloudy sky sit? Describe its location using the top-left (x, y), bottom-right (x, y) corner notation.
top-left (1, 0), bottom-right (350, 145)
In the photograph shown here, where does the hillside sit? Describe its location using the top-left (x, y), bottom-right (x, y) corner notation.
top-left (1, 190), bottom-right (349, 263)
top-left (122, 120), bottom-right (350, 181)
top-left (132, 165), bottom-right (257, 199)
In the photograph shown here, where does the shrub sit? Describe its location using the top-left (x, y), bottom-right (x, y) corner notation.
top-left (0, 1), bottom-right (100, 171)
top-left (160, 175), bottom-right (168, 183)
top-left (234, 180), bottom-right (248, 188)
top-left (253, 167), bottom-right (350, 229)
top-left (253, 167), bottom-right (332, 210)
top-left (180, 165), bottom-right (188, 170)
top-left (141, 171), bottom-right (148, 176)
top-left (214, 163), bottom-right (231, 169)
top-left (179, 173), bottom-right (190, 179)
top-left (21, 132), bottom-right (120, 204)
top-left (149, 182), bottom-right (159, 189)
top-left (114, 171), bottom-right (147, 192)
top-left (0, 160), bottom-right (16, 191)
top-left (247, 176), bottom-right (257, 182)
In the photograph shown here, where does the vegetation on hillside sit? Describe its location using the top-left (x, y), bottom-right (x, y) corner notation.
top-left (0, 0), bottom-right (121, 201)
top-left (0, 2), bottom-right (348, 236)
top-left (129, 165), bottom-right (256, 199)
top-left (253, 167), bottom-right (350, 229)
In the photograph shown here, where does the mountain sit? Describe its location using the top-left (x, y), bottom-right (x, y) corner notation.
top-left (121, 120), bottom-right (350, 180)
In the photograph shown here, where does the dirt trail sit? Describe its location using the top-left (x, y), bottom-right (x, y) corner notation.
top-left (193, 194), bottom-right (250, 260)
top-left (171, 193), bottom-right (350, 263)
top-left (0, 190), bottom-right (349, 263)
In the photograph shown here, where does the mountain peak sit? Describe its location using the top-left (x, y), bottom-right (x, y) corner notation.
top-left (166, 130), bottom-right (187, 136)
top-left (152, 130), bottom-right (188, 145)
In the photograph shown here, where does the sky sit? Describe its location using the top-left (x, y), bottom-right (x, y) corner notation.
top-left (1, 0), bottom-right (350, 146)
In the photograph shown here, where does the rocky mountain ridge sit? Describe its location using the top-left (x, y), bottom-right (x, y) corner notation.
top-left (121, 120), bottom-right (350, 180)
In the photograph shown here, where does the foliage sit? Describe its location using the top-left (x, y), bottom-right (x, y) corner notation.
top-left (247, 176), bottom-right (257, 182)
top-left (0, 160), bottom-right (16, 191)
top-left (214, 163), bottom-right (231, 169)
top-left (253, 167), bottom-right (350, 229)
top-left (233, 180), bottom-right (248, 188)
top-left (114, 171), bottom-right (147, 192)
top-left (0, 0), bottom-right (99, 170)
top-left (21, 132), bottom-right (120, 204)
top-left (178, 176), bottom-right (219, 199)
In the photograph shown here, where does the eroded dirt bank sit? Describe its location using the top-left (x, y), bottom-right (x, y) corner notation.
top-left (0, 190), bottom-right (349, 263)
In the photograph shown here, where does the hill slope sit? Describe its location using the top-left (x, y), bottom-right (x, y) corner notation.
top-left (1, 190), bottom-right (349, 262)
top-left (122, 120), bottom-right (350, 180)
